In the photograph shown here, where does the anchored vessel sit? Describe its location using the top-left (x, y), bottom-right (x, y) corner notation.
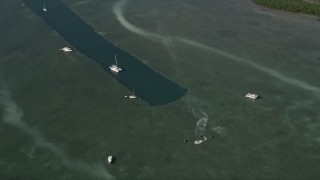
top-left (129, 89), bottom-right (137, 99)
top-left (24, 0), bottom-right (188, 106)
top-left (107, 156), bottom-right (114, 164)
top-left (43, 3), bottom-right (47, 12)
top-left (194, 136), bottom-right (207, 145)
top-left (109, 55), bottom-right (122, 73)
top-left (60, 47), bottom-right (72, 52)
top-left (245, 93), bottom-right (259, 99)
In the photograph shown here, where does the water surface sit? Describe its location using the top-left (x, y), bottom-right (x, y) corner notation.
top-left (23, 0), bottom-right (187, 106)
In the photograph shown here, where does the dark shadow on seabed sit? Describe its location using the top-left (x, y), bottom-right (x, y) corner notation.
top-left (23, 0), bottom-right (187, 106)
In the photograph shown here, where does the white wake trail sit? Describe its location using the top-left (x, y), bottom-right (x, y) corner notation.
top-left (177, 38), bottom-right (320, 94)
top-left (194, 110), bottom-right (208, 137)
top-left (0, 87), bottom-right (114, 180)
top-left (113, 0), bottom-right (173, 45)
top-left (185, 95), bottom-right (211, 143)
top-left (113, 0), bottom-right (320, 95)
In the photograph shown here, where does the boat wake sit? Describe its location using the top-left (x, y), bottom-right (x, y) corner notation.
top-left (195, 111), bottom-right (208, 136)
top-left (194, 110), bottom-right (209, 144)
top-left (113, 0), bottom-right (320, 97)
top-left (184, 95), bottom-right (211, 144)
top-left (0, 86), bottom-right (114, 180)
top-left (113, 0), bottom-right (173, 44)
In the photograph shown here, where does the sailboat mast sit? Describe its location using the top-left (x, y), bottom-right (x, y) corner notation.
top-left (43, 2), bottom-right (47, 12)
top-left (115, 54), bottom-right (117, 66)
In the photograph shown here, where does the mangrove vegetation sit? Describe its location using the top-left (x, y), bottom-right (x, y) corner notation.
top-left (254, 0), bottom-right (320, 17)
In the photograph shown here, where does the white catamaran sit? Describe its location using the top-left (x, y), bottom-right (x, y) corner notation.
top-left (60, 47), bottom-right (72, 52)
top-left (109, 55), bottom-right (122, 73)
top-left (245, 93), bottom-right (259, 100)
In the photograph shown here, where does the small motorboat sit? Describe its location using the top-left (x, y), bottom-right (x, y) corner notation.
top-left (107, 156), bottom-right (114, 164)
top-left (194, 136), bottom-right (207, 145)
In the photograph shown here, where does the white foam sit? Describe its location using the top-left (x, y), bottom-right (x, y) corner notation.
top-left (195, 111), bottom-right (208, 136)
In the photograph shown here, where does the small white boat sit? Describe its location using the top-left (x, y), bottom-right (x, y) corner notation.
top-left (129, 89), bottom-right (137, 99)
top-left (194, 140), bottom-right (203, 144)
top-left (109, 55), bottom-right (122, 73)
top-left (245, 93), bottom-right (259, 99)
top-left (194, 136), bottom-right (207, 145)
top-left (43, 3), bottom-right (47, 12)
top-left (107, 156), bottom-right (114, 164)
top-left (60, 47), bottom-right (72, 52)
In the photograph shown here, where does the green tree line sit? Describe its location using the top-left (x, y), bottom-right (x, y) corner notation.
top-left (255, 0), bottom-right (320, 17)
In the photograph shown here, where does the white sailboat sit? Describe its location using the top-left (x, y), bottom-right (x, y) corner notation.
top-left (43, 3), bottom-right (47, 12)
top-left (109, 55), bottom-right (122, 73)
top-left (129, 89), bottom-right (137, 99)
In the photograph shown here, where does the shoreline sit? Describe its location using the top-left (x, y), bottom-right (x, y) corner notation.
top-left (254, 0), bottom-right (320, 18)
